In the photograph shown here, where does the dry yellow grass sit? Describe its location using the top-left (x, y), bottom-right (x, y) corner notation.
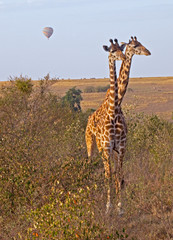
top-left (1, 76), bottom-right (173, 121)
top-left (49, 76), bottom-right (173, 121)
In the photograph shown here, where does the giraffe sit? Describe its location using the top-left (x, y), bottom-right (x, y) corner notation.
top-left (104, 36), bottom-right (151, 106)
top-left (85, 37), bottom-right (151, 213)
top-left (85, 38), bottom-right (126, 213)
top-left (86, 36), bottom-right (151, 137)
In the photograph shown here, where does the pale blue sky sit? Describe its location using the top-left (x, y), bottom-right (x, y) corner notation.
top-left (0, 0), bottom-right (173, 80)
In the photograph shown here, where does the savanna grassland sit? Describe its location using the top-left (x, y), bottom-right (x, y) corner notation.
top-left (0, 76), bottom-right (173, 240)
top-left (49, 76), bottom-right (173, 122)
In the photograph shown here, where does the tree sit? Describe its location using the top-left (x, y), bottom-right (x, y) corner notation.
top-left (61, 87), bottom-right (83, 112)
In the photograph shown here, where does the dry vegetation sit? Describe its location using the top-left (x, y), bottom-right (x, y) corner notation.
top-left (0, 76), bottom-right (173, 240)
top-left (49, 76), bottom-right (173, 121)
top-left (1, 76), bottom-right (173, 121)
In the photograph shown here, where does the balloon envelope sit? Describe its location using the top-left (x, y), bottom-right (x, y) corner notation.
top-left (43, 27), bottom-right (53, 39)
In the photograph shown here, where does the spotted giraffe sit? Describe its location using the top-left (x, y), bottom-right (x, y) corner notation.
top-left (104, 36), bottom-right (151, 106)
top-left (86, 37), bottom-right (151, 141)
top-left (86, 39), bottom-right (126, 213)
top-left (85, 37), bottom-right (151, 213)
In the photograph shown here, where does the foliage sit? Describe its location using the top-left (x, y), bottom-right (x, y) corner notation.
top-left (0, 77), bottom-right (173, 239)
top-left (84, 85), bottom-right (109, 93)
top-left (96, 85), bottom-right (110, 92)
top-left (127, 88), bottom-right (133, 92)
top-left (84, 86), bottom-right (95, 93)
top-left (61, 86), bottom-right (83, 112)
top-left (9, 75), bottom-right (33, 94)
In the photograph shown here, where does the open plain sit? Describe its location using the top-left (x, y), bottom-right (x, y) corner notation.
top-left (1, 76), bottom-right (173, 121)
top-left (49, 76), bottom-right (173, 121)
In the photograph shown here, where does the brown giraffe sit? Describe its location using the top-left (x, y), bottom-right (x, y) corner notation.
top-left (85, 36), bottom-right (151, 157)
top-left (104, 36), bottom-right (151, 106)
top-left (85, 37), bottom-right (151, 213)
top-left (85, 39), bottom-right (126, 213)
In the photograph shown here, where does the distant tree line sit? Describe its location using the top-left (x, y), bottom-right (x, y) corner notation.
top-left (84, 85), bottom-right (110, 93)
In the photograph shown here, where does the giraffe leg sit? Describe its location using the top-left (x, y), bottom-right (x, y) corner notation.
top-left (85, 128), bottom-right (95, 158)
top-left (102, 145), bottom-right (114, 214)
top-left (114, 148), bottom-right (125, 215)
top-left (95, 136), bottom-right (113, 214)
top-left (95, 132), bottom-right (115, 214)
top-left (103, 153), bottom-right (112, 213)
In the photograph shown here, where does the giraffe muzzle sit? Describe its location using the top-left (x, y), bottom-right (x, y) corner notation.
top-left (144, 49), bottom-right (151, 56)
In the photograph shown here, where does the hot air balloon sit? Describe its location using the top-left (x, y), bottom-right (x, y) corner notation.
top-left (43, 27), bottom-right (53, 39)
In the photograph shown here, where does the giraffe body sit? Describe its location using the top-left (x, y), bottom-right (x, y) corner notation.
top-left (86, 37), bottom-right (151, 158)
top-left (85, 37), bottom-right (151, 213)
top-left (86, 39), bottom-right (126, 213)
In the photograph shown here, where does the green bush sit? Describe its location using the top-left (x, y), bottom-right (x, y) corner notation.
top-left (61, 87), bottom-right (83, 112)
top-left (9, 75), bottom-right (33, 94)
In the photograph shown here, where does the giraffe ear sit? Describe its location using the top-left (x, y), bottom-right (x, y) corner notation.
top-left (120, 42), bottom-right (127, 51)
top-left (103, 45), bottom-right (110, 52)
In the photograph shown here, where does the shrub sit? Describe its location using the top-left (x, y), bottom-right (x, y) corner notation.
top-left (83, 86), bottom-right (96, 93)
top-left (84, 85), bottom-right (109, 93)
top-left (9, 75), bottom-right (33, 94)
top-left (122, 110), bottom-right (173, 239)
top-left (0, 77), bottom-right (173, 239)
top-left (96, 85), bottom-right (109, 92)
top-left (0, 77), bottom-right (87, 239)
top-left (127, 88), bottom-right (133, 92)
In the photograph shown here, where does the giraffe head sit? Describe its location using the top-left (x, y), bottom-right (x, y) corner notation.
top-left (125, 36), bottom-right (151, 56)
top-left (103, 39), bottom-right (126, 61)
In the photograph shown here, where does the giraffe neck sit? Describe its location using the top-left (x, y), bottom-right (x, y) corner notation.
top-left (118, 46), bottom-right (134, 105)
top-left (108, 57), bottom-right (119, 119)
